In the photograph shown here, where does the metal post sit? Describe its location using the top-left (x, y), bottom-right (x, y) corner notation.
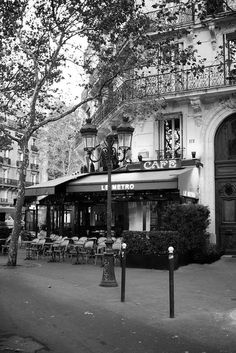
top-left (121, 243), bottom-right (127, 302)
top-left (100, 136), bottom-right (118, 287)
top-left (168, 246), bottom-right (175, 318)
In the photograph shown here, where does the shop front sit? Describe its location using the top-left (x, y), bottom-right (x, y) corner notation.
top-left (24, 159), bottom-right (200, 238)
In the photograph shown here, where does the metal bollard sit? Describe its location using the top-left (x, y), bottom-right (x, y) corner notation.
top-left (121, 242), bottom-right (127, 302)
top-left (168, 246), bottom-right (175, 318)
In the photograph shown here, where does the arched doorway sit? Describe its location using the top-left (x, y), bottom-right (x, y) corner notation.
top-left (215, 113), bottom-right (236, 254)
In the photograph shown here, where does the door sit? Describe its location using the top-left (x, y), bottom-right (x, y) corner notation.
top-left (215, 114), bottom-right (236, 254)
top-left (215, 179), bottom-right (236, 253)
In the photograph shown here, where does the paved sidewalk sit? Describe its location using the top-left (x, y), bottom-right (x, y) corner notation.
top-left (0, 250), bottom-right (236, 352)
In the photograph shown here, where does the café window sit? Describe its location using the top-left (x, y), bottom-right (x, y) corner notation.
top-left (156, 113), bottom-right (183, 159)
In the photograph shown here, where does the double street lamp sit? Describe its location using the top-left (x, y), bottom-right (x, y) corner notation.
top-left (80, 116), bottom-right (134, 287)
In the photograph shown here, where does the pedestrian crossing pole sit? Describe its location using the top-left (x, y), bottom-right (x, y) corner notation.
top-left (168, 246), bottom-right (175, 318)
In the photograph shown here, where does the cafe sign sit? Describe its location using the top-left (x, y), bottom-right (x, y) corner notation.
top-left (127, 159), bottom-right (181, 171)
top-left (143, 159), bottom-right (181, 170)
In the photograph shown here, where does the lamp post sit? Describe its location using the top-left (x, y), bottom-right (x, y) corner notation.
top-left (80, 116), bottom-right (134, 287)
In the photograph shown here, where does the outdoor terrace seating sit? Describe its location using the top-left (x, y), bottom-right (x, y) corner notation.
top-left (53, 238), bottom-right (70, 262)
top-left (1, 235), bottom-right (11, 255)
top-left (20, 233), bottom-right (123, 267)
top-left (25, 238), bottom-right (39, 260)
top-left (30, 239), bottom-right (46, 260)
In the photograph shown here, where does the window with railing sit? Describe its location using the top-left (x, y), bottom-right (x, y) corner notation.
top-left (156, 113), bottom-right (183, 159)
top-left (224, 32), bottom-right (236, 81)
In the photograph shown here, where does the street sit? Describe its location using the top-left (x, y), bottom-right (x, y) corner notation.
top-left (0, 251), bottom-right (236, 353)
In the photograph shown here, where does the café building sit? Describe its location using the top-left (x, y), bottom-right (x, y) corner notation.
top-left (24, 157), bottom-right (200, 237)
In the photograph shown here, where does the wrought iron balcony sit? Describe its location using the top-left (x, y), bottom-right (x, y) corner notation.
top-left (0, 178), bottom-right (18, 187)
top-left (31, 144), bottom-right (39, 152)
top-left (156, 148), bottom-right (186, 160)
top-left (30, 163), bottom-right (39, 170)
top-left (147, 5), bottom-right (194, 32)
top-left (25, 181), bottom-right (35, 186)
top-left (2, 157), bottom-right (11, 165)
top-left (0, 198), bottom-right (8, 204)
top-left (147, 0), bottom-right (235, 31)
top-left (92, 62), bottom-right (236, 126)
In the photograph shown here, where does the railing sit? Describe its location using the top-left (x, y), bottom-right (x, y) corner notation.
top-left (25, 181), bottom-right (35, 186)
top-left (0, 178), bottom-right (34, 187)
top-left (147, 0), bottom-right (235, 31)
top-left (147, 5), bottom-right (194, 31)
top-left (0, 198), bottom-right (8, 203)
top-left (92, 63), bottom-right (236, 125)
top-left (30, 163), bottom-right (39, 170)
top-left (0, 178), bottom-right (18, 186)
top-left (156, 148), bottom-right (186, 160)
top-left (2, 157), bottom-right (11, 165)
top-left (31, 144), bottom-right (39, 152)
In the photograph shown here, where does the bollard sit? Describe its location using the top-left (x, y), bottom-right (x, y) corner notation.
top-left (121, 242), bottom-right (127, 302)
top-left (168, 246), bottom-right (175, 318)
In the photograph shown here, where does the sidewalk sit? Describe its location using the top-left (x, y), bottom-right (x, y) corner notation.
top-left (1, 249), bottom-right (236, 352)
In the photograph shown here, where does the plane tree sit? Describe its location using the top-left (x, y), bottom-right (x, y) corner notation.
top-left (0, 0), bottom-right (152, 266)
top-left (1, 0), bottom-right (231, 266)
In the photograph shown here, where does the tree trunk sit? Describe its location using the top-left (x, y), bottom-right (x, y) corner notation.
top-left (7, 143), bottom-right (29, 266)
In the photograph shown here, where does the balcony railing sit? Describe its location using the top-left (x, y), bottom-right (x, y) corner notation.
top-left (156, 148), bottom-right (186, 160)
top-left (30, 163), bottom-right (39, 170)
top-left (147, 5), bottom-right (194, 32)
top-left (2, 157), bottom-right (11, 165)
top-left (0, 178), bottom-right (18, 186)
top-left (147, 0), bottom-right (235, 31)
top-left (31, 145), bottom-right (39, 152)
top-left (0, 178), bottom-right (34, 187)
top-left (25, 181), bottom-right (35, 186)
top-left (0, 198), bottom-right (9, 204)
top-left (92, 63), bottom-right (236, 125)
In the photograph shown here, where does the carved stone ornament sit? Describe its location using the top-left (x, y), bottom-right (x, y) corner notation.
top-left (190, 97), bottom-right (203, 127)
top-left (220, 94), bottom-right (236, 110)
top-left (219, 183), bottom-right (236, 197)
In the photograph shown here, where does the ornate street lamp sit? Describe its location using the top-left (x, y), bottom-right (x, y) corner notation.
top-left (80, 116), bottom-right (134, 287)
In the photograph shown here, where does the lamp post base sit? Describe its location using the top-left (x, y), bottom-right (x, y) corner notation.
top-left (100, 251), bottom-right (118, 287)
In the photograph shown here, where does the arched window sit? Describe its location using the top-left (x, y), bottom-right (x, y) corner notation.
top-left (215, 113), bottom-right (236, 161)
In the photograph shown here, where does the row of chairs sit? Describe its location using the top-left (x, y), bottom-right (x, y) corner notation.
top-left (24, 236), bottom-right (123, 264)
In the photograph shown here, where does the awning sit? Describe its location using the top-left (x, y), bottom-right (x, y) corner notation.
top-left (66, 169), bottom-right (185, 193)
top-left (25, 174), bottom-right (79, 197)
top-left (176, 167), bottom-right (200, 199)
top-left (25, 167), bottom-right (198, 197)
